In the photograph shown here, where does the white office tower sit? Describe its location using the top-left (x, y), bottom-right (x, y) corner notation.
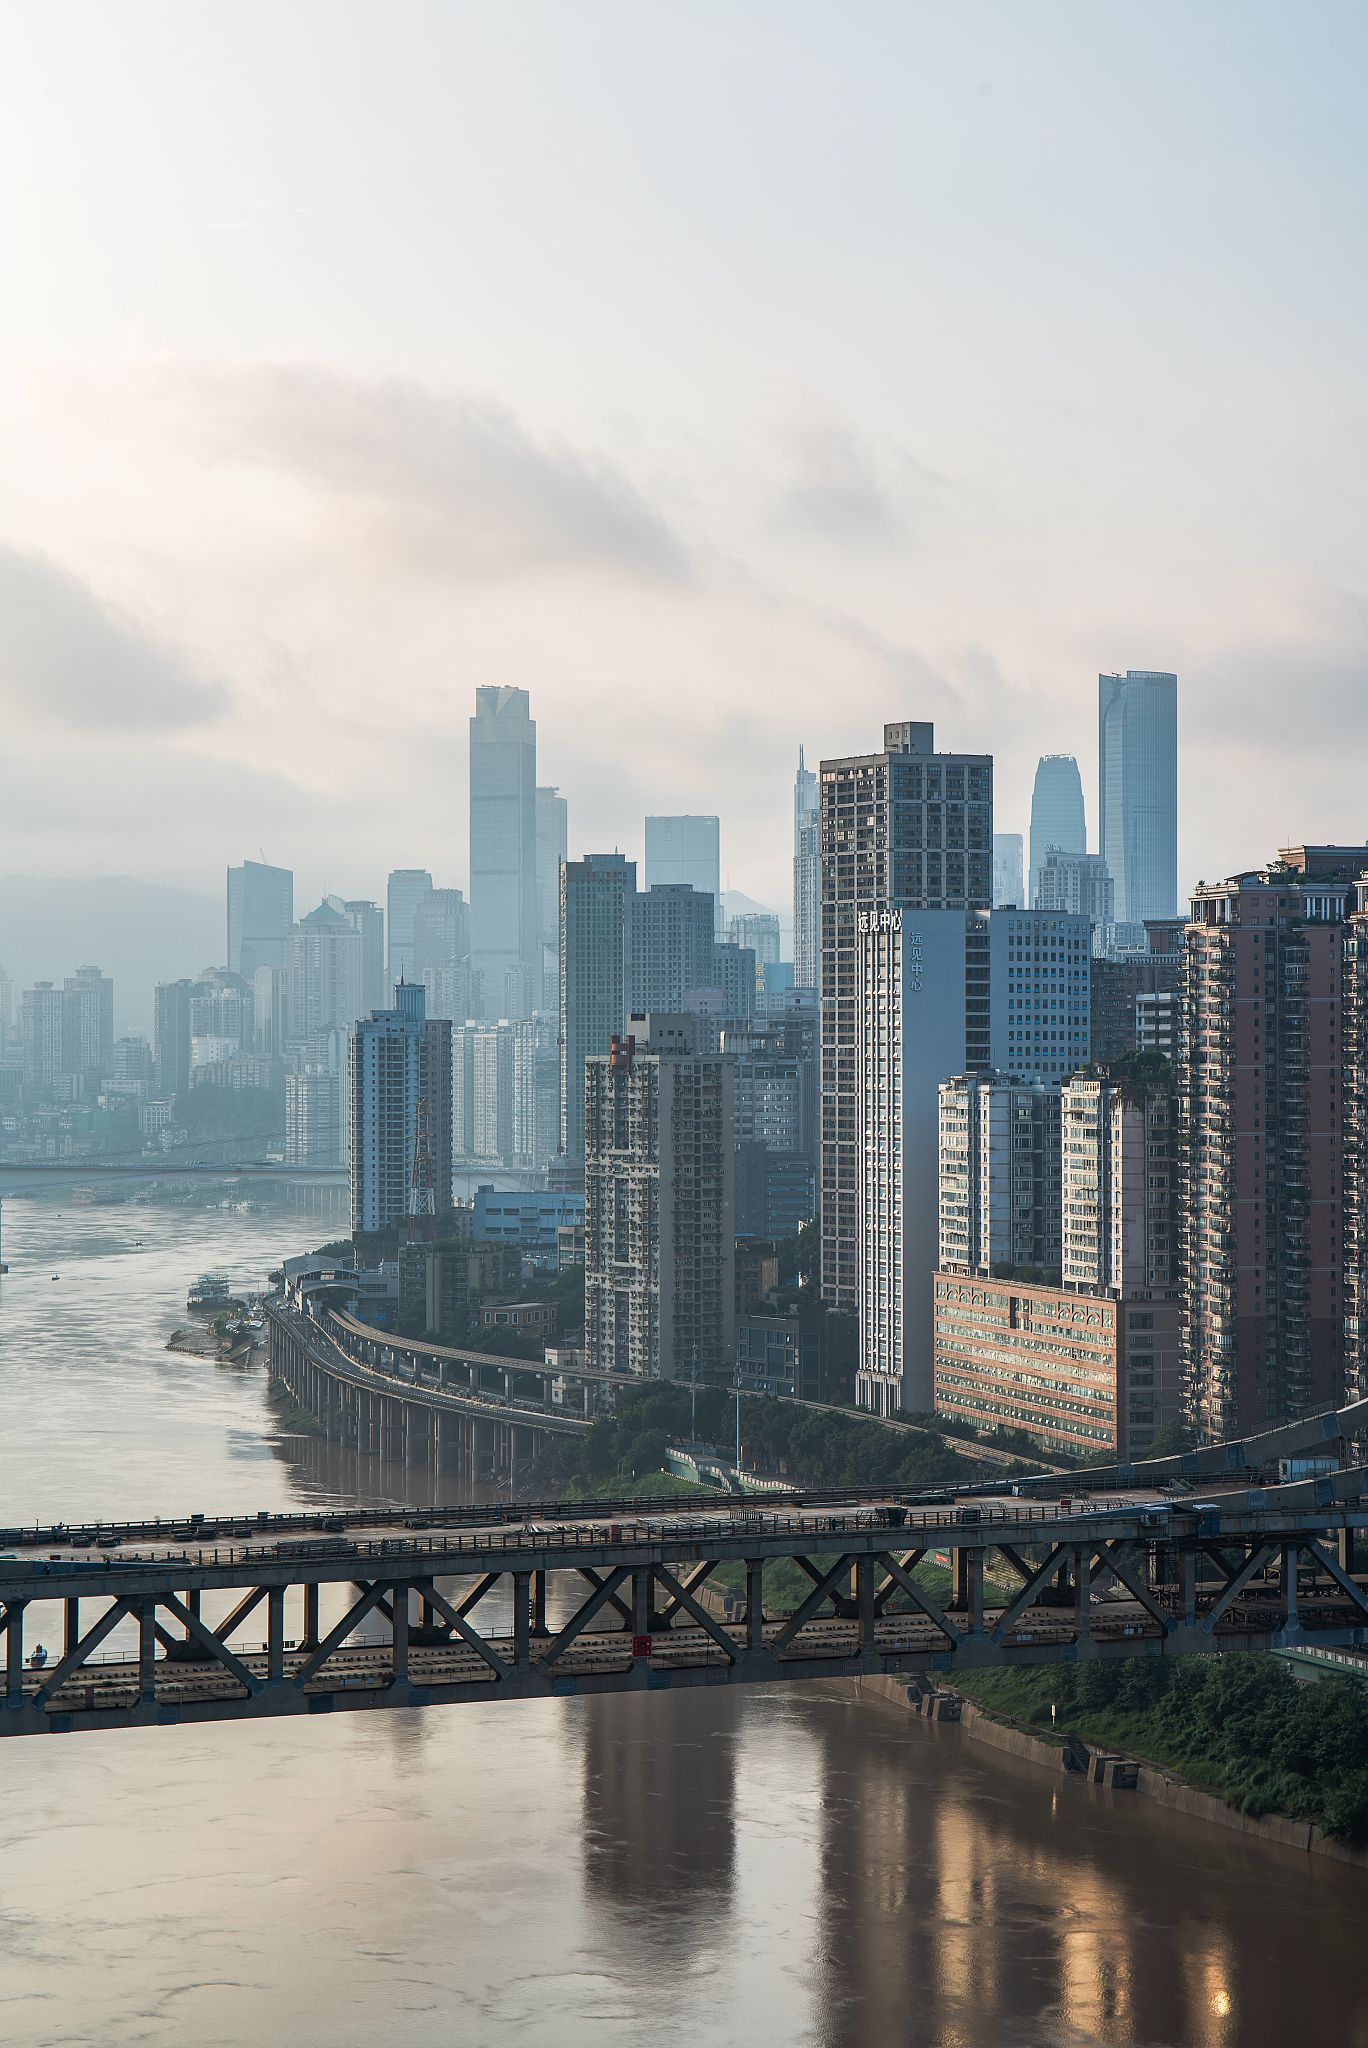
top-left (993, 832), bottom-right (1025, 909)
top-left (1028, 755), bottom-right (1086, 907)
top-left (645, 815), bottom-right (721, 935)
top-left (1099, 671), bottom-right (1179, 923)
top-left (386, 870), bottom-right (434, 985)
top-left (938, 1073), bottom-right (1062, 1278)
top-left (285, 1067), bottom-right (344, 1168)
top-left (536, 786), bottom-right (568, 1011)
top-left (857, 908), bottom-right (988, 1415)
top-left (584, 1013), bottom-right (735, 1382)
top-left (793, 747), bottom-right (821, 991)
top-left (987, 907), bottom-right (1092, 1082)
top-left (227, 860), bottom-right (294, 980)
top-left (348, 981), bottom-right (453, 1237)
top-left (559, 853), bottom-right (635, 1163)
top-left (1035, 849), bottom-right (1115, 927)
top-left (470, 686), bottom-right (540, 1020)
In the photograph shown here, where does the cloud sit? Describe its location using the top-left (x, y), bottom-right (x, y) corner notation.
top-left (0, 546), bottom-right (227, 733)
top-left (772, 416), bottom-right (954, 551)
top-left (152, 362), bottom-right (689, 584)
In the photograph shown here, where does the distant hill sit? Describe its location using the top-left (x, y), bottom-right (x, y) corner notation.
top-left (0, 876), bottom-right (221, 1036)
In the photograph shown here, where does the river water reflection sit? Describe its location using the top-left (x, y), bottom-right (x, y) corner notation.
top-left (1, 1198), bottom-right (1367, 2048)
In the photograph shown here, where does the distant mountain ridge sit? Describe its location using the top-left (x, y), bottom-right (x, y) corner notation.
top-left (0, 875), bottom-right (221, 1037)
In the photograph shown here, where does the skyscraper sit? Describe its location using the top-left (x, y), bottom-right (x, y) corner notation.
top-left (61, 965), bottom-right (114, 1081)
top-left (536, 786), bottom-right (569, 1009)
top-left (386, 869), bottom-right (434, 986)
top-left (820, 720), bottom-right (993, 1314)
top-left (584, 1014), bottom-right (735, 1382)
top-left (340, 899), bottom-right (386, 1014)
top-left (992, 832), bottom-right (1024, 909)
top-left (412, 888), bottom-right (471, 980)
top-left (1099, 670), bottom-right (1178, 923)
top-left (226, 861), bottom-right (294, 980)
top-left (287, 900), bottom-right (366, 1044)
top-left (793, 748), bottom-right (820, 991)
top-left (470, 686), bottom-right (539, 1019)
top-left (1034, 849), bottom-right (1115, 927)
top-left (559, 853), bottom-right (635, 1162)
top-left (21, 983), bottom-right (65, 1092)
top-left (627, 884), bottom-right (716, 1017)
top-left (645, 816), bottom-right (721, 934)
top-left (938, 1072), bottom-right (1063, 1279)
top-left (1028, 756), bottom-right (1086, 908)
top-left (153, 979), bottom-right (196, 1099)
top-left (1181, 848), bottom-right (1356, 1439)
top-left (348, 981), bottom-right (453, 1237)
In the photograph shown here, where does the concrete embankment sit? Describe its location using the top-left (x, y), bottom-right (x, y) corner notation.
top-left (850, 1673), bottom-right (1368, 1868)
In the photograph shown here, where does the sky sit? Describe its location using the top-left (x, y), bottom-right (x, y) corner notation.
top-left (1, 1), bottom-right (1365, 922)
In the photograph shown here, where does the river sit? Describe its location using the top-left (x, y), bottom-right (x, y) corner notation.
top-left (1, 1197), bottom-right (1367, 2048)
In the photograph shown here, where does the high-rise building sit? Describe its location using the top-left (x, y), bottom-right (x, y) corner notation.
top-left (1089, 927), bottom-right (1183, 1064)
top-left (452, 1020), bottom-right (517, 1164)
top-left (820, 721), bottom-right (993, 1316)
top-left (21, 983), bottom-right (64, 1093)
top-left (1028, 755), bottom-right (1086, 908)
top-left (793, 748), bottom-right (821, 992)
top-left (536, 786), bottom-right (569, 1010)
top-left (386, 869), bottom-right (434, 986)
top-left (285, 1067), bottom-right (345, 1168)
top-left (993, 832), bottom-right (1025, 909)
top-left (1099, 670), bottom-right (1178, 924)
top-left (1035, 850), bottom-right (1114, 927)
top-left (627, 883), bottom-right (716, 1017)
top-left (288, 901), bottom-right (365, 1045)
top-left (412, 888), bottom-right (470, 980)
top-left (708, 941), bottom-right (758, 1026)
top-left (1342, 880), bottom-right (1368, 1406)
top-left (153, 979), bottom-right (196, 1099)
top-left (1181, 850), bottom-right (1357, 1440)
top-left (226, 861), bottom-right (294, 981)
top-left (470, 686), bottom-right (539, 1020)
top-left (857, 907), bottom-right (989, 1415)
top-left (253, 965), bottom-right (289, 1059)
top-left (559, 853), bottom-right (635, 1163)
top-left (931, 1057), bottom-right (1181, 1460)
top-left (340, 899), bottom-right (386, 1015)
top-left (109, 1035), bottom-right (154, 1098)
top-left (725, 1017), bottom-right (817, 1239)
top-left (987, 907), bottom-right (1092, 1083)
top-left (727, 911), bottom-right (781, 967)
top-left (348, 981), bottom-right (454, 1237)
top-left (645, 816), bottom-right (721, 934)
top-left (189, 970), bottom-right (253, 1069)
top-left (937, 1073), bottom-right (1062, 1280)
top-left (61, 965), bottom-right (114, 1081)
top-left (584, 1014), bottom-right (735, 1382)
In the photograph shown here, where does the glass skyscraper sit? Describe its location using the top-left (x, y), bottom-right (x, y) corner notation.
top-left (1098, 671), bottom-right (1178, 923)
top-left (1027, 755), bottom-right (1086, 908)
top-left (469, 686), bottom-right (540, 1019)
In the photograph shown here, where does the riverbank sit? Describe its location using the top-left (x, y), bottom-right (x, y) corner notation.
top-left (851, 1669), bottom-right (1368, 1867)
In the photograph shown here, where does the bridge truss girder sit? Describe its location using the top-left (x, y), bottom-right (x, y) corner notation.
top-left (5, 1524), bottom-right (1368, 1739)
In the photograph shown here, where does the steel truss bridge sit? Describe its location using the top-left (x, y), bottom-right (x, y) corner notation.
top-left (4, 1384), bottom-right (1368, 1740)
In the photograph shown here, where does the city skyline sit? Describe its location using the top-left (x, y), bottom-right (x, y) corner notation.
top-left (2, 9), bottom-right (1366, 913)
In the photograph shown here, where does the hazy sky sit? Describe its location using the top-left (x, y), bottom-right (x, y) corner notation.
top-left (1, 2), bottom-right (1365, 918)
